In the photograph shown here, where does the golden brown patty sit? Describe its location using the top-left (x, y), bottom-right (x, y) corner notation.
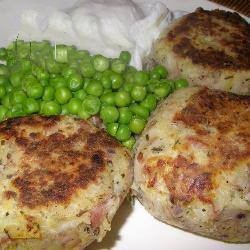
top-left (151, 8), bottom-right (250, 94)
top-left (0, 115), bottom-right (132, 249)
top-left (133, 87), bottom-right (250, 242)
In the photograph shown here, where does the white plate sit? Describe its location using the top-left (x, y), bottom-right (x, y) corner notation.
top-left (0, 1), bottom-right (249, 249)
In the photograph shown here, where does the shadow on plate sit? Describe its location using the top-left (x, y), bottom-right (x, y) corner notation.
top-left (86, 199), bottom-right (133, 250)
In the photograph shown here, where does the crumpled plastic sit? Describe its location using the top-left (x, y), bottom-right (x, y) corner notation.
top-left (18, 0), bottom-right (187, 69)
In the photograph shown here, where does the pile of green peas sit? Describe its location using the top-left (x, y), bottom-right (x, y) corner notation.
top-left (0, 40), bottom-right (188, 149)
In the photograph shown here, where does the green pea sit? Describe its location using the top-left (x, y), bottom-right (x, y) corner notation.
top-left (40, 78), bottom-right (49, 87)
top-left (41, 101), bottom-right (61, 115)
top-left (153, 65), bottom-right (168, 79)
top-left (61, 104), bottom-right (70, 115)
top-left (42, 86), bottom-right (55, 101)
top-left (83, 78), bottom-right (91, 90)
top-left (36, 57), bottom-right (47, 70)
top-left (30, 40), bottom-right (51, 51)
top-left (23, 98), bottom-right (40, 114)
top-left (0, 85), bottom-right (6, 99)
top-left (111, 59), bottom-right (126, 74)
top-left (10, 71), bottom-right (23, 88)
top-left (140, 94), bottom-right (157, 111)
top-left (123, 82), bottom-right (134, 92)
top-left (10, 61), bottom-right (23, 72)
top-left (6, 110), bottom-right (11, 118)
top-left (67, 50), bottom-right (78, 62)
top-left (75, 49), bottom-right (90, 59)
top-left (78, 108), bottom-right (91, 120)
top-left (46, 59), bottom-right (61, 73)
top-left (55, 87), bottom-right (72, 104)
top-left (93, 71), bottom-right (103, 81)
top-left (100, 106), bottom-right (119, 123)
top-left (103, 89), bottom-right (112, 94)
top-left (116, 124), bottom-right (131, 141)
top-left (150, 70), bottom-right (161, 80)
top-left (0, 64), bottom-right (9, 76)
top-left (73, 89), bottom-right (87, 101)
top-left (101, 74), bottom-right (112, 89)
top-left (20, 59), bottom-right (32, 72)
top-left (82, 95), bottom-right (100, 115)
top-left (0, 48), bottom-right (7, 60)
top-left (124, 71), bottom-right (134, 84)
top-left (85, 79), bottom-right (103, 96)
top-left (69, 61), bottom-right (80, 69)
top-left (61, 66), bottom-right (79, 79)
top-left (0, 75), bottom-right (9, 85)
top-left (130, 103), bottom-right (149, 119)
top-left (131, 86), bottom-right (147, 101)
top-left (110, 72), bottom-right (123, 89)
top-left (68, 98), bottom-right (82, 115)
top-left (134, 71), bottom-right (149, 86)
top-left (115, 91), bottom-right (131, 107)
top-left (50, 73), bottom-right (59, 79)
top-left (7, 58), bottom-right (17, 68)
top-left (5, 84), bottom-right (14, 94)
top-left (80, 62), bottom-right (95, 78)
top-left (175, 79), bottom-right (189, 89)
top-left (106, 123), bottom-right (119, 136)
top-left (26, 83), bottom-right (44, 99)
top-left (5, 84), bottom-right (15, 94)
top-left (129, 117), bottom-right (146, 134)
top-left (67, 73), bottom-right (83, 91)
top-left (50, 76), bottom-right (67, 88)
top-left (17, 46), bottom-right (30, 59)
top-left (32, 64), bottom-right (49, 80)
top-left (93, 55), bottom-right (109, 72)
top-left (0, 105), bottom-right (7, 121)
top-left (2, 94), bottom-right (11, 108)
top-left (167, 79), bottom-right (176, 92)
top-left (122, 136), bottom-right (135, 149)
top-left (21, 74), bottom-right (38, 91)
top-left (12, 90), bottom-right (26, 104)
top-left (100, 92), bottom-right (115, 105)
top-left (160, 79), bottom-right (175, 92)
top-left (0, 42), bottom-right (176, 140)
top-left (119, 107), bottom-right (132, 124)
top-left (102, 70), bottom-right (113, 77)
top-left (119, 51), bottom-right (131, 65)
top-left (154, 83), bottom-right (171, 99)
top-left (126, 65), bottom-right (137, 73)
top-left (9, 103), bottom-right (25, 118)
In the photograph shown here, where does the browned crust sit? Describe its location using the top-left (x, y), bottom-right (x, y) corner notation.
top-left (170, 87), bottom-right (249, 203)
top-left (166, 8), bottom-right (250, 69)
top-left (173, 87), bottom-right (250, 167)
top-left (165, 156), bottom-right (212, 204)
top-left (142, 87), bottom-right (250, 205)
top-left (143, 155), bottom-right (213, 205)
top-left (0, 115), bottom-right (122, 209)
